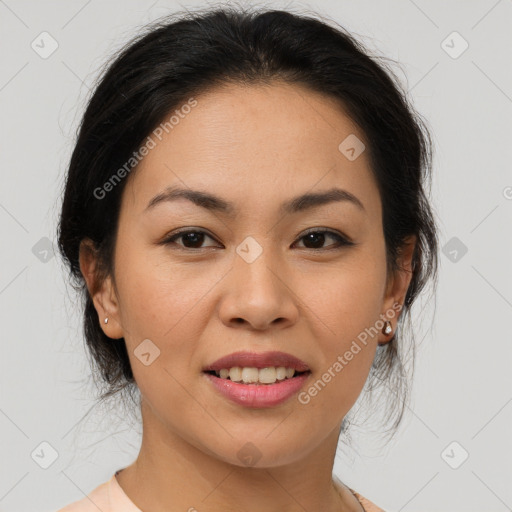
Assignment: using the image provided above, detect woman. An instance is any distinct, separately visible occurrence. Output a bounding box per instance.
[56,5,438,511]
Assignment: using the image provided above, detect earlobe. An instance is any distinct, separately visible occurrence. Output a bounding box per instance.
[377,320,394,346]
[79,238,124,339]
[91,276,124,339]
[378,235,416,345]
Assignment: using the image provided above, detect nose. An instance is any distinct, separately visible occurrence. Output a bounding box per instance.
[218,246,299,331]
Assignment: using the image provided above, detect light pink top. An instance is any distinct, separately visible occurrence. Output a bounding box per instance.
[56,470,385,512]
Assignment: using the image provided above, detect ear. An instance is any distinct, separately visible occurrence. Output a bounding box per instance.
[379,235,416,342]
[79,238,124,339]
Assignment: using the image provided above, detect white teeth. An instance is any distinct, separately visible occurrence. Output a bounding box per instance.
[213,366,301,384]
[276,367,287,380]
[258,367,276,384]
[229,367,242,382]
[241,367,259,384]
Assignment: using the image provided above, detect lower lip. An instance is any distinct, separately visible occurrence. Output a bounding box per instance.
[203,372,311,408]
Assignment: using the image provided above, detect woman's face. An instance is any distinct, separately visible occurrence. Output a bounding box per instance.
[84,82,412,468]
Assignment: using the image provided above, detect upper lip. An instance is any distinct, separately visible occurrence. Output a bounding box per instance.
[203,351,311,372]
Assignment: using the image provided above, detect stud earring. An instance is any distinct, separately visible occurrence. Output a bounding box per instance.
[378,320,393,346]
[104,317,109,324]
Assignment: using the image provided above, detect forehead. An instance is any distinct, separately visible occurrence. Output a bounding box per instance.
[122,81,381,219]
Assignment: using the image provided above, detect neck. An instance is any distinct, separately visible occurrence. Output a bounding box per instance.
[115,399,363,512]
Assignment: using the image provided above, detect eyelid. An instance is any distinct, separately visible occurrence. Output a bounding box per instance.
[293,228,355,249]
[297,226,354,243]
[160,226,355,250]
[161,227,220,247]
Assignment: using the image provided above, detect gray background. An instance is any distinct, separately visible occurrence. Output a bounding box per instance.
[1,0,511,511]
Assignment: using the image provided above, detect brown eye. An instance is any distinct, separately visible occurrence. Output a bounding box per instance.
[294,229,354,250]
[162,229,219,249]
[161,228,354,251]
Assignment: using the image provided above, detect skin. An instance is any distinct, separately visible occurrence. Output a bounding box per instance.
[80,81,415,512]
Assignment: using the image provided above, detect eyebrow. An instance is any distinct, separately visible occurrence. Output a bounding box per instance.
[145,185,366,216]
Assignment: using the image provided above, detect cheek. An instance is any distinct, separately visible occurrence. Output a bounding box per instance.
[295,253,386,342]
[114,253,211,410]
[115,242,221,339]
[114,245,231,397]
[291,251,386,403]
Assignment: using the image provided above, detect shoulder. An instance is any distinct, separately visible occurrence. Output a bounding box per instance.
[55,477,111,512]
[333,475,386,512]
[348,488,387,512]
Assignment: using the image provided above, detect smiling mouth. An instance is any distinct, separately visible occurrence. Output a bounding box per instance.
[203,368,311,385]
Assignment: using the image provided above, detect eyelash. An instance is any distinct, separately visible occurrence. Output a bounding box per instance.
[160,227,355,251]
